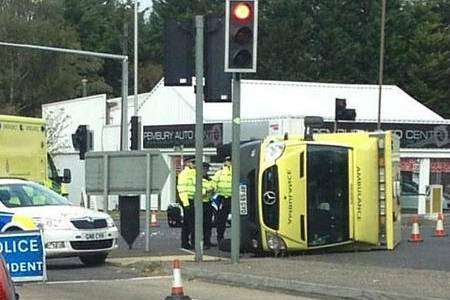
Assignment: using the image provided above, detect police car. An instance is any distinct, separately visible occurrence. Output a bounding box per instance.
[0,179,118,266]
[0,211,37,233]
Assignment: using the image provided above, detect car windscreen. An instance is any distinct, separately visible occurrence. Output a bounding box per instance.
[0,183,71,208]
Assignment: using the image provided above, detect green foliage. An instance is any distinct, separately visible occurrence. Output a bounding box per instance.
[0,0,449,118]
[380,0,450,117]
[0,0,103,115]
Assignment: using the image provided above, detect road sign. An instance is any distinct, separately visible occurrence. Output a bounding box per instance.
[85,151,170,195]
[142,123,223,149]
[85,150,170,252]
[0,230,46,282]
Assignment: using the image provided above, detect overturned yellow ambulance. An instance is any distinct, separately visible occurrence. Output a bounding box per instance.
[239,131,402,254]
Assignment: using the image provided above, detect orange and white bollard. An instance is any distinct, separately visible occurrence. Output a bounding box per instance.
[408,216,424,242]
[165,259,191,300]
[434,213,447,237]
[150,210,160,227]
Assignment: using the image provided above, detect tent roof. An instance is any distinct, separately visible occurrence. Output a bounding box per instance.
[111,79,445,124]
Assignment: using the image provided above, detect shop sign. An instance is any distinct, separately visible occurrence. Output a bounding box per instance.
[430,159,450,173]
[401,158,420,172]
[317,122,450,149]
[143,123,223,148]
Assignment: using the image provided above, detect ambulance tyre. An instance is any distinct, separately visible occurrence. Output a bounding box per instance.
[79,253,108,266]
[218,238,231,252]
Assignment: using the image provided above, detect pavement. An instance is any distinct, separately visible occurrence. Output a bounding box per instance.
[181,257,450,299]
[17,276,314,300]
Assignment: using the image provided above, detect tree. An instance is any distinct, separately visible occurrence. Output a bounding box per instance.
[62,0,127,97]
[384,0,450,117]
[1,0,449,118]
[0,0,102,116]
[44,107,72,154]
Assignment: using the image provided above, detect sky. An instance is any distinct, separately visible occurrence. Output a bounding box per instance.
[140,0,153,11]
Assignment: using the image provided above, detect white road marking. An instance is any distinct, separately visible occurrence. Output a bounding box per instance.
[32,276,172,285]
[179,248,195,255]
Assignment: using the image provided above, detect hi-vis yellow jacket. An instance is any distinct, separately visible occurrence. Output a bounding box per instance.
[177,166,217,206]
[177,166,196,207]
[212,165,232,198]
[202,178,215,203]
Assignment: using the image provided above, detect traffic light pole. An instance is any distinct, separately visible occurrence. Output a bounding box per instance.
[231,72,241,264]
[194,15,204,262]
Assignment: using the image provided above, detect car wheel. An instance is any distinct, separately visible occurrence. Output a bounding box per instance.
[5,227,22,232]
[79,253,108,266]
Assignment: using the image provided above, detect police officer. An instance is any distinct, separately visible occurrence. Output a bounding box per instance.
[212,156,232,244]
[176,158,196,249]
[202,162,216,249]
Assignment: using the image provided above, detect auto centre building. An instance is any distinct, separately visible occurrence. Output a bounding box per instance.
[42,79,450,212]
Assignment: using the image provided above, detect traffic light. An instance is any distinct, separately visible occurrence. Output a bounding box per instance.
[71,125,92,160]
[205,15,232,102]
[164,20,194,86]
[130,116,141,150]
[335,98,356,121]
[225,0,258,73]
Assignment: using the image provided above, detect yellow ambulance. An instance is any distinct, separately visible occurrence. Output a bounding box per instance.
[239,131,402,254]
[0,115,70,195]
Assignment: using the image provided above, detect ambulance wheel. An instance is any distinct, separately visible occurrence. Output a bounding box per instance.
[218,238,231,252]
[79,253,108,266]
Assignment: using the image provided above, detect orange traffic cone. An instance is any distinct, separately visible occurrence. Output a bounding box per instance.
[434,213,447,237]
[165,259,191,300]
[150,210,160,227]
[408,216,423,242]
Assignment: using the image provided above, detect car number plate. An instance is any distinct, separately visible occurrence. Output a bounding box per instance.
[239,184,248,215]
[84,232,106,240]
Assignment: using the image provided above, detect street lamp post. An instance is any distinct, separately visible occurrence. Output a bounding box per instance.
[377,0,386,130]
[134,0,139,116]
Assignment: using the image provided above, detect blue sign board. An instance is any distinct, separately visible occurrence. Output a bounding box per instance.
[0,230,46,282]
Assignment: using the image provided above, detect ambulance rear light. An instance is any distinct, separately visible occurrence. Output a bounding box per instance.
[380,201,386,216]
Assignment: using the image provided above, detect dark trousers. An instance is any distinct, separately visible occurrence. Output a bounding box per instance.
[181,200,195,248]
[203,202,213,245]
[216,196,231,241]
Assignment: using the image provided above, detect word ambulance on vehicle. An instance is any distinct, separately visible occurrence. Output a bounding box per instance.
[239,127,402,254]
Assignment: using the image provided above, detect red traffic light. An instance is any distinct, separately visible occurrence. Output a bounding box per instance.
[232,2,252,23]
[225,0,258,72]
